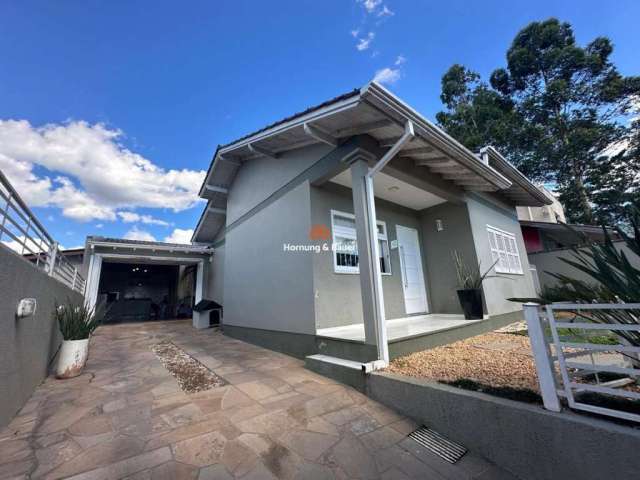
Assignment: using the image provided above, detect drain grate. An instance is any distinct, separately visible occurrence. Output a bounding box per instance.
[408,427,467,464]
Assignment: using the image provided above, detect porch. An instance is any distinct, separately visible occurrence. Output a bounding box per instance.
[317,314,481,343]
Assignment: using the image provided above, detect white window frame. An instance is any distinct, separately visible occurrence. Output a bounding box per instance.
[330,210,391,275]
[487,225,523,274]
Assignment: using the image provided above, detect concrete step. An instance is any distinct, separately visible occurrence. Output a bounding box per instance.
[304,354,366,391]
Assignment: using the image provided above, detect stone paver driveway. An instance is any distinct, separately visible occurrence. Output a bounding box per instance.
[0,320,516,479]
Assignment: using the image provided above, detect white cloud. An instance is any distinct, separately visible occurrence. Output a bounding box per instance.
[356,32,375,51]
[0,120,206,222]
[1,235,48,254]
[395,54,406,65]
[117,211,171,226]
[123,226,156,242]
[377,5,394,17]
[164,228,194,244]
[373,67,401,85]
[350,29,360,38]
[95,223,104,229]
[361,0,381,13]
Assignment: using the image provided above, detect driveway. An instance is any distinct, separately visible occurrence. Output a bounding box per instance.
[0,320,516,479]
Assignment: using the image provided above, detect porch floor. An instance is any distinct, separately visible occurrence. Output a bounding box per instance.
[317,314,482,343]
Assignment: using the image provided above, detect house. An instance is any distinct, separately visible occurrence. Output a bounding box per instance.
[190,82,550,363]
[516,186,619,254]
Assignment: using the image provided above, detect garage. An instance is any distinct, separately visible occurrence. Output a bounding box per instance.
[96,261,197,323]
[83,236,214,328]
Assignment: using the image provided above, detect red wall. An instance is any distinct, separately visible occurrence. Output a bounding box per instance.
[521,226,542,253]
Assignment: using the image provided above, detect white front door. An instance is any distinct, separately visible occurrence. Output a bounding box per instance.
[396,225,428,314]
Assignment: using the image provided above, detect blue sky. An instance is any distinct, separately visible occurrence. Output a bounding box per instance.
[1,0,638,248]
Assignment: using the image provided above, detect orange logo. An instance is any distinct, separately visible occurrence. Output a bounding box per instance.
[309,224,331,241]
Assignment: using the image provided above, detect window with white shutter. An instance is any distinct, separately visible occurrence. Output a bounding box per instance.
[486,226,523,274]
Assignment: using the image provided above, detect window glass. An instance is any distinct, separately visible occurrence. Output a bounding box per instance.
[331,211,391,275]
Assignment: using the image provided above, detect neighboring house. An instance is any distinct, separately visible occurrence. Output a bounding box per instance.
[514,184,623,292]
[191,82,550,362]
[516,186,619,254]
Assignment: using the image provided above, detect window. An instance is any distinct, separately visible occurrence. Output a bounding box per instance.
[331,210,391,275]
[487,226,523,274]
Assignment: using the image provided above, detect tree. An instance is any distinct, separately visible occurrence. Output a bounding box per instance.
[437,18,640,225]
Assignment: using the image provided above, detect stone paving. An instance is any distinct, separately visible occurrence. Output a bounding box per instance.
[0,320,517,479]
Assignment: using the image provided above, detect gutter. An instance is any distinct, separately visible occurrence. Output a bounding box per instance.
[361,82,512,191]
[362,119,416,372]
[480,146,552,206]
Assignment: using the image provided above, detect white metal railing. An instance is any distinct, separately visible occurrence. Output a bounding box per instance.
[524,302,640,423]
[0,169,85,294]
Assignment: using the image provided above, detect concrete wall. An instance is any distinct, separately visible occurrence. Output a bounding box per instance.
[226,143,333,225]
[528,240,640,290]
[223,181,316,334]
[466,194,535,316]
[367,372,640,480]
[310,183,428,329]
[0,246,84,428]
[419,202,478,314]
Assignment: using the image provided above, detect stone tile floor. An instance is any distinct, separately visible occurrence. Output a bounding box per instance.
[0,320,518,480]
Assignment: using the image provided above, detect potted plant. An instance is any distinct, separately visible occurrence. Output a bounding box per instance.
[452,250,499,320]
[53,301,103,379]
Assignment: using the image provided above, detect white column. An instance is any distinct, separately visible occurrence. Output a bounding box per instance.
[192,260,208,329]
[85,254,103,311]
[350,160,389,363]
[523,303,561,412]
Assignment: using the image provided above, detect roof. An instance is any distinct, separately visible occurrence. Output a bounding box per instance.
[221,89,360,149]
[193,82,550,243]
[87,236,212,254]
[520,221,616,235]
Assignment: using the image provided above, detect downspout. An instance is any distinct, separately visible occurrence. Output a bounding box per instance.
[361,120,415,373]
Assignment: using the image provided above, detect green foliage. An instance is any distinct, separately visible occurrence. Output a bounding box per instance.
[54,300,104,341]
[545,206,640,346]
[452,250,500,289]
[437,18,640,225]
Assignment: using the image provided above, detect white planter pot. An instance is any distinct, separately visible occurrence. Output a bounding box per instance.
[56,338,90,379]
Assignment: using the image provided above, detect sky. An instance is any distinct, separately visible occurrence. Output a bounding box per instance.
[1,0,638,249]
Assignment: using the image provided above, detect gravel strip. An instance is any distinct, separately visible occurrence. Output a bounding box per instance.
[386,331,540,392]
[152,340,226,393]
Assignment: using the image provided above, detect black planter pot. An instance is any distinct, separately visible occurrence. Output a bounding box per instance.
[456,288,484,320]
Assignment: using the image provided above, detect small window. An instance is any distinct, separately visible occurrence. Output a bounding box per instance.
[487,226,523,274]
[331,210,391,275]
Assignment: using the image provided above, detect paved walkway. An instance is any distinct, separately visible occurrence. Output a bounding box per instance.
[0,320,516,479]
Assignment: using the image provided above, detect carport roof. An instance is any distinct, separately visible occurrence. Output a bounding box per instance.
[87,236,212,254]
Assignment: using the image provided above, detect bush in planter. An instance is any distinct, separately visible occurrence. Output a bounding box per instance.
[53,300,104,378]
[452,250,500,319]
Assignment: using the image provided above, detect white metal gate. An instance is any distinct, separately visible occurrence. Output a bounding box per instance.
[524,302,640,423]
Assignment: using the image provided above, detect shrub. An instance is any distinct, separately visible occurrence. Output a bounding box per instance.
[54,300,103,340]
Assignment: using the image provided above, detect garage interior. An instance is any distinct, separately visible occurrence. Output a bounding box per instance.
[97,260,197,323]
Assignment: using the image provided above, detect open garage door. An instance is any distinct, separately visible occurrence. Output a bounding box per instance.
[98,261,196,323]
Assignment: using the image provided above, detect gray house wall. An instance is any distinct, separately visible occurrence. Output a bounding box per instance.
[419,202,478,314]
[223,181,316,335]
[466,194,535,316]
[311,183,428,329]
[226,143,333,225]
[0,246,84,428]
[207,243,225,305]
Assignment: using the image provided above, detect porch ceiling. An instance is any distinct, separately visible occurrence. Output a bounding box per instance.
[330,170,447,211]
